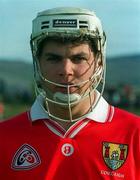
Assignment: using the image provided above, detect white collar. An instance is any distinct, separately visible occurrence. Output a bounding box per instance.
[30,92,114,123]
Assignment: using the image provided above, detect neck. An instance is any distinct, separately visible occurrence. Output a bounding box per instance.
[44,92,96,129]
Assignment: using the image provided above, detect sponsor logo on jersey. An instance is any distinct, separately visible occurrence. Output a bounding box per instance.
[102,142,128,170]
[53,19,77,28]
[61,143,74,156]
[11,144,41,170]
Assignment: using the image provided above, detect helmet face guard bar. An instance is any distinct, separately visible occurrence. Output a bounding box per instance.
[30,7,106,122]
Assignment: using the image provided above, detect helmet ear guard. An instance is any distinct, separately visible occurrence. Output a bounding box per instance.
[30,7,107,122]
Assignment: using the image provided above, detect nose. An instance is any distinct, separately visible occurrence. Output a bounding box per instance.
[58,59,74,78]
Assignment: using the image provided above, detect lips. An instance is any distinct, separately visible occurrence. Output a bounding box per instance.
[55,84,78,93]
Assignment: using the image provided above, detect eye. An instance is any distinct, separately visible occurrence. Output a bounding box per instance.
[45,55,62,63]
[72,55,88,64]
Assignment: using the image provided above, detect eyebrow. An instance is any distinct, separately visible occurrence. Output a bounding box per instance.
[44,53,62,58]
[70,52,89,58]
[44,52,89,58]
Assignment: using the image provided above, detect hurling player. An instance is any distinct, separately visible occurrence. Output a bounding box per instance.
[0,7,140,180]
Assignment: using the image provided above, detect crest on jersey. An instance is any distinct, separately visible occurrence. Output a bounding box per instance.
[102,142,128,170]
[11,144,41,170]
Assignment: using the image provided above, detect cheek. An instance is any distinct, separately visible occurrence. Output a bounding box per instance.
[40,61,54,78]
[76,64,94,79]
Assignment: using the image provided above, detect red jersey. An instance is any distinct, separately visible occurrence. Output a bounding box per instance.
[0,96,140,180]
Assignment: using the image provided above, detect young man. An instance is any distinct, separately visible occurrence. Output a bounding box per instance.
[0,7,140,179]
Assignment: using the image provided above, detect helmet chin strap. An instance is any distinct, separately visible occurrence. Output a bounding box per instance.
[39,83,91,107]
[53,92,81,106]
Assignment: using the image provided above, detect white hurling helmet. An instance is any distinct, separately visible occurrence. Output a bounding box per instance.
[30,7,106,122]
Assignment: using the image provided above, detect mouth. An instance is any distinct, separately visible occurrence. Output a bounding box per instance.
[55,83,79,94]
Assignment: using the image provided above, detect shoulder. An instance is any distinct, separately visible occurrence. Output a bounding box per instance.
[113,107,140,128]
[114,107,140,119]
[0,111,31,133]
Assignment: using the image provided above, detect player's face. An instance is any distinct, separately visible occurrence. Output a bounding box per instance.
[39,41,97,96]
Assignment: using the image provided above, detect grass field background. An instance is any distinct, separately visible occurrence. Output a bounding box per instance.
[1,103,31,120]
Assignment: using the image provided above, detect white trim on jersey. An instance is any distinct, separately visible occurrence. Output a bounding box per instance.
[108,106,115,122]
[42,118,90,138]
[43,121,64,137]
[66,120,90,138]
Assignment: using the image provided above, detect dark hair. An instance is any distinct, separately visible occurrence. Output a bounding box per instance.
[36,35,98,58]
